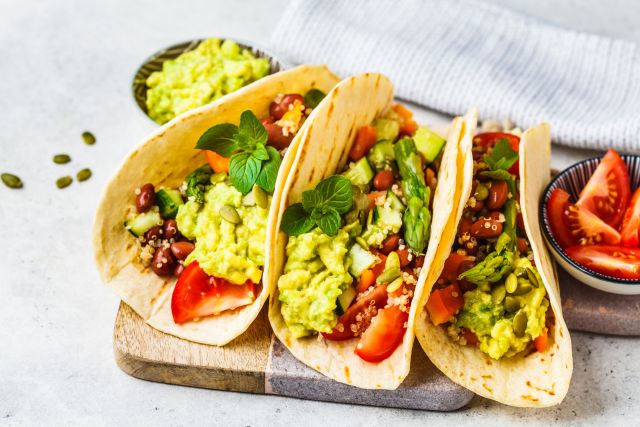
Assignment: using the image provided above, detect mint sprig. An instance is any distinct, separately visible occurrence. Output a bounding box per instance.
[281,175,353,236]
[196,110,280,194]
[484,138,518,172]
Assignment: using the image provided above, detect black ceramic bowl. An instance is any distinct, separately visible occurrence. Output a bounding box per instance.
[540,154,640,294]
[132,38,287,123]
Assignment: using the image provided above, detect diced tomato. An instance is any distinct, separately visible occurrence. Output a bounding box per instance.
[473,132,520,176]
[392,104,418,137]
[354,305,408,363]
[322,284,388,341]
[426,283,465,325]
[567,203,621,245]
[396,248,412,267]
[381,234,401,255]
[171,262,256,324]
[370,251,387,279]
[438,253,475,283]
[565,245,640,280]
[546,188,577,249]
[204,150,230,173]
[367,191,387,210]
[534,329,549,353]
[460,328,479,346]
[349,126,377,161]
[577,149,630,228]
[621,188,640,247]
[400,119,418,136]
[392,103,413,121]
[357,269,376,293]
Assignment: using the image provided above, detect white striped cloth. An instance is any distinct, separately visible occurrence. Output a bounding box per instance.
[271,0,640,153]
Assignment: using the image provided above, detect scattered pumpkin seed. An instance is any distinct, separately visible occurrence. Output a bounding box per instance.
[1,173,23,189]
[53,154,71,164]
[252,185,269,209]
[504,296,520,313]
[56,176,73,189]
[386,276,404,293]
[220,205,241,224]
[512,281,532,296]
[513,309,528,337]
[474,183,489,201]
[77,168,92,182]
[526,267,540,288]
[82,131,96,145]
[491,285,506,305]
[355,236,369,249]
[505,273,518,293]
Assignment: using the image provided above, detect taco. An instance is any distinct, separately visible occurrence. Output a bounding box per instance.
[268,73,469,389]
[93,65,340,345]
[414,120,573,406]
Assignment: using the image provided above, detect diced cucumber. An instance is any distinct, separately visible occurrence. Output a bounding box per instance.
[337,286,357,314]
[373,118,400,142]
[385,190,405,211]
[343,157,374,186]
[156,188,183,219]
[367,140,396,171]
[348,243,379,277]
[374,206,403,230]
[125,210,162,237]
[414,126,446,163]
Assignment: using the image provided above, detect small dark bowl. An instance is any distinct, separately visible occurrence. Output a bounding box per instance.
[540,154,640,294]
[132,38,287,124]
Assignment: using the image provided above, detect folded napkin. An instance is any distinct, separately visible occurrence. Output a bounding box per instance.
[271,0,640,152]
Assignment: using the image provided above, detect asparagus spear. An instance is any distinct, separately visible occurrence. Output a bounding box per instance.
[459,249,515,285]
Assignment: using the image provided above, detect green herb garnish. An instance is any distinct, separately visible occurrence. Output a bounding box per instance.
[196,110,281,194]
[281,175,353,236]
[479,169,517,196]
[484,138,518,171]
[303,89,326,109]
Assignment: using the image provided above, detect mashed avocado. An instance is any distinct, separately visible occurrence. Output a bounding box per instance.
[455,257,548,359]
[278,227,353,338]
[176,181,268,285]
[146,38,270,124]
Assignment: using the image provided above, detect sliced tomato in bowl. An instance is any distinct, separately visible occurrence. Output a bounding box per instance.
[564,245,640,281]
[546,188,577,249]
[566,203,621,245]
[576,149,630,228]
[171,261,257,324]
[621,188,640,247]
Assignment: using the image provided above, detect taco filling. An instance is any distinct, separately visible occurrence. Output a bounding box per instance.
[278,104,446,363]
[123,90,325,325]
[426,130,551,359]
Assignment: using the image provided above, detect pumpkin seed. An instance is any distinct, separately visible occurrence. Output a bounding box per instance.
[356,236,369,249]
[505,273,518,293]
[513,309,527,337]
[77,168,92,182]
[82,131,96,145]
[474,183,489,201]
[252,185,269,209]
[56,176,73,189]
[512,281,532,296]
[386,276,404,293]
[220,205,241,224]
[53,154,71,164]
[526,268,540,288]
[504,296,520,313]
[491,285,506,305]
[1,173,23,189]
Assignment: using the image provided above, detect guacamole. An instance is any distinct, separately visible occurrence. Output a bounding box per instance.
[176,181,268,285]
[146,38,270,124]
[278,227,353,338]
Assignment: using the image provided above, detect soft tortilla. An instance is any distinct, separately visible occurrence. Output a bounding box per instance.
[93,65,340,346]
[268,73,469,389]
[414,121,573,407]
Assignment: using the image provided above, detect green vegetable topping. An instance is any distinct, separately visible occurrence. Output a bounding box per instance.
[56,176,73,189]
[403,194,431,253]
[458,250,515,285]
[484,138,518,171]
[185,164,213,204]
[82,131,96,145]
[196,110,281,194]
[303,89,326,109]
[280,175,353,237]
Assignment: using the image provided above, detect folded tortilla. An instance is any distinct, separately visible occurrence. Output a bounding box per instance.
[414,119,573,407]
[268,73,469,389]
[93,65,340,346]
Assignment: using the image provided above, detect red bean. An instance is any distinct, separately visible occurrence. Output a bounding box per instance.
[163,219,179,240]
[517,238,529,254]
[173,263,185,277]
[487,181,508,210]
[470,218,503,239]
[144,226,162,244]
[136,183,155,213]
[373,170,394,191]
[381,234,401,255]
[411,255,425,269]
[171,241,195,260]
[269,94,304,120]
[152,246,175,276]
[265,123,294,150]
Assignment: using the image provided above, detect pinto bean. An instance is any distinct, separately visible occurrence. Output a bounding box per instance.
[171,241,195,260]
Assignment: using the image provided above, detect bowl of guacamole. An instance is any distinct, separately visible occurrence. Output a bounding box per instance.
[133,38,285,124]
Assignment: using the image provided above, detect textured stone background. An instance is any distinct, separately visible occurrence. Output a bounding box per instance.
[1,0,639,425]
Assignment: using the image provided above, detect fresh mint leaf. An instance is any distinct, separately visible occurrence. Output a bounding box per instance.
[253,144,269,161]
[280,203,315,236]
[229,152,261,194]
[485,138,518,171]
[238,110,268,147]
[315,175,353,214]
[316,207,341,236]
[195,123,238,156]
[255,146,281,193]
[479,169,517,196]
[302,189,320,212]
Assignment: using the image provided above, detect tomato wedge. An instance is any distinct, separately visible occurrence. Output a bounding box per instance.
[204,150,230,173]
[354,305,408,363]
[426,283,465,325]
[370,250,387,279]
[473,132,520,176]
[565,245,640,280]
[322,284,388,341]
[349,126,377,162]
[546,188,577,249]
[567,204,621,245]
[621,188,640,247]
[171,262,257,324]
[533,329,549,353]
[577,149,630,228]
[438,253,475,283]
